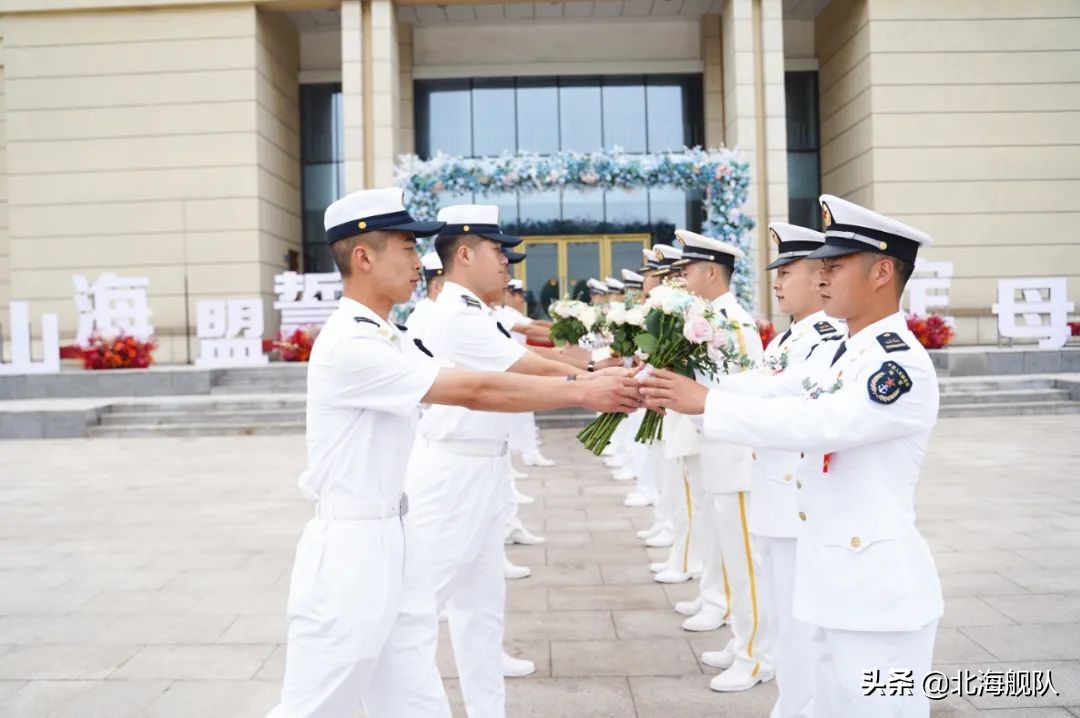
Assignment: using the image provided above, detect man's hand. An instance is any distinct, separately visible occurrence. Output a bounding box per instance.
[638,368,709,416]
[594,356,623,371]
[580,370,643,413]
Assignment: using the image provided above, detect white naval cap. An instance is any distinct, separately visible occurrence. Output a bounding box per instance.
[673,229,744,269]
[507,278,524,292]
[812,194,932,264]
[766,223,826,270]
[324,187,443,244]
[435,204,521,246]
[587,278,610,294]
[651,244,683,274]
[620,268,644,289]
[605,277,625,292]
[640,247,662,273]
[421,251,443,279]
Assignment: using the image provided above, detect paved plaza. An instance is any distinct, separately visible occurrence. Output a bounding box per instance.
[0,415,1079,717]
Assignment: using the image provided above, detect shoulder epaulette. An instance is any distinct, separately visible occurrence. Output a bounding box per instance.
[354,316,379,327]
[461,295,481,309]
[876,332,909,353]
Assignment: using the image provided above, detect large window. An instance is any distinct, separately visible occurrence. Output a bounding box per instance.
[785,71,822,230]
[415,74,705,240]
[300,83,345,273]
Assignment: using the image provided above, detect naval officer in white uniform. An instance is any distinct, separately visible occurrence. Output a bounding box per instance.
[268,188,642,718]
[640,195,943,718]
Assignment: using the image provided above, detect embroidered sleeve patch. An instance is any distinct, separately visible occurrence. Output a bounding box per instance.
[496,321,512,338]
[876,332,909,353]
[354,316,379,327]
[413,338,434,357]
[813,321,837,336]
[867,360,913,405]
[461,295,481,309]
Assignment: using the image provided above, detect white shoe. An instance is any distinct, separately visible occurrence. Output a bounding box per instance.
[512,486,535,505]
[506,527,546,545]
[623,493,654,508]
[674,596,704,617]
[600,444,614,457]
[682,605,728,632]
[523,454,555,467]
[636,524,664,540]
[502,651,536,678]
[701,646,735,670]
[709,663,773,692]
[612,468,636,481]
[510,467,529,480]
[504,558,532,580]
[643,528,674,548]
[649,561,668,574]
[603,456,624,469]
[654,568,700,584]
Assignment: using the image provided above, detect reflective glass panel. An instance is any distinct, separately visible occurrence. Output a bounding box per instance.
[473,80,517,157]
[603,81,647,152]
[559,81,602,152]
[517,80,559,154]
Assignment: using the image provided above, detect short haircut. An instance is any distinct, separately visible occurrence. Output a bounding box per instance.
[860,253,915,296]
[330,231,389,277]
[435,234,484,270]
[717,263,734,284]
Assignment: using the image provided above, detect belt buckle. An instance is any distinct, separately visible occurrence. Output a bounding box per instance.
[399,493,409,517]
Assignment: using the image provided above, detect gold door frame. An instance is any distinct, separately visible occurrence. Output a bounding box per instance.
[514,233,650,295]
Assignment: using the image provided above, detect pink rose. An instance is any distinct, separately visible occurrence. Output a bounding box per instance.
[709,327,731,349]
[683,316,714,344]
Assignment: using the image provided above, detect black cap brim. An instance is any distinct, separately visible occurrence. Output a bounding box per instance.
[503,249,526,264]
[383,220,444,237]
[766,255,806,270]
[805,242,868,261]
[477,230,522,247]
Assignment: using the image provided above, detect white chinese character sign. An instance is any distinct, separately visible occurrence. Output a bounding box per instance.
[992,278,1074,349]
[195,299,268,368]
[0,302,60,375]
[73,273,154,345]
[273,271,342,334]
[905,259,953,322]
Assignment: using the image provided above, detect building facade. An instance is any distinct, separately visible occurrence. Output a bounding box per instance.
[0,0,1077,361]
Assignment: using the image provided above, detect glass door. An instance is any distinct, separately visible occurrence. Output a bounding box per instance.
[515,234,649,318]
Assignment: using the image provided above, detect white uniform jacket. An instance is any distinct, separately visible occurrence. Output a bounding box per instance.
[693,291,764,495]
[749,310,845,538]
[702,311,943,632]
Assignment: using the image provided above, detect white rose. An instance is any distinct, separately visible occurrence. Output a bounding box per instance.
[625,307,647,326]
[579,307,598,331]
[567,301,584,318]
[607,303,627,324]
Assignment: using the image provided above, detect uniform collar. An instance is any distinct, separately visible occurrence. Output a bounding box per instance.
[790,309,831,336]
[440,280,491,311]
[340,296,402,339]
[845,311,907,353]
[711,291,737,311]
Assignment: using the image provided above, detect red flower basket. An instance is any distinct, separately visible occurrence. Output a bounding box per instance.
[756,319,777,349]
[80,334,156,370]
[905,314,955,350]
[274,326,320,362]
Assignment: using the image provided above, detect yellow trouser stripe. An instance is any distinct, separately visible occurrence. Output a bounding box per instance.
[737,491,761,668]
[721,559,732,621]
[682,466,692,573]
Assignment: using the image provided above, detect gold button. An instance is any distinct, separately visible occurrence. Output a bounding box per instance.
[879,241,888,251]
[463,224,470,232]
[798,512,806,522]
[783,473,792,482]
[851,536,862,548]
[358,220,367,230]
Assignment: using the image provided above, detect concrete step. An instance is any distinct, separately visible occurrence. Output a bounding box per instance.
[939,401,1080,418]
[939,389,1071,406]
[210,384,306,395]
[99,409,306,426]
[938,377,1057,393]
[107,398,304,413]
[88,421,305,438]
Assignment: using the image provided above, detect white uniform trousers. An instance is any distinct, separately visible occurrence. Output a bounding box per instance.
[696,485,771,676]
[686,472,727,617]
[662,457,706,573]
[508,412,539,459]
[757,535,814,718]
[646,443,678,534]
[811,619,938,718]
[268,514,450,718]
[407,442,510,718]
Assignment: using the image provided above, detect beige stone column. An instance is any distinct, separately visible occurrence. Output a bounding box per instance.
[701,14,724,149]
[370,0,400,187]
[720,0,788,316]
[341,0,366,192]
[398,21,415,157]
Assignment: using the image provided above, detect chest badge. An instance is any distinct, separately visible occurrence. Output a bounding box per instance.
[868,360,913,405]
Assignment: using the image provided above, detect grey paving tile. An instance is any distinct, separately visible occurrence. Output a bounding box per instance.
[522,563,603,587]
[504,610,616,642]
[111,645,276,680]
[0,645,141,680]
[549,585,671,610]
[942,597,1017,628]
[144,680,281,718]
[505,677,636,718]
[551,638,700,677]
[630,674,778,718]
[983,593,1080,624]
[962,625,1080,661]
[612,609,695,639]
[0,680,168,718]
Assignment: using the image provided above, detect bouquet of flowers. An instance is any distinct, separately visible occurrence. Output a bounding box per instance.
[605,300,648,361]
[578,281,754,454]
[905,313,954,350]
[548,299,599,347]
[80,333,156,370]
[275,325,320,362]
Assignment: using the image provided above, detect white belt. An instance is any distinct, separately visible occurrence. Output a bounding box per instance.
[426,438,508,458]
[315,494,409,521]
